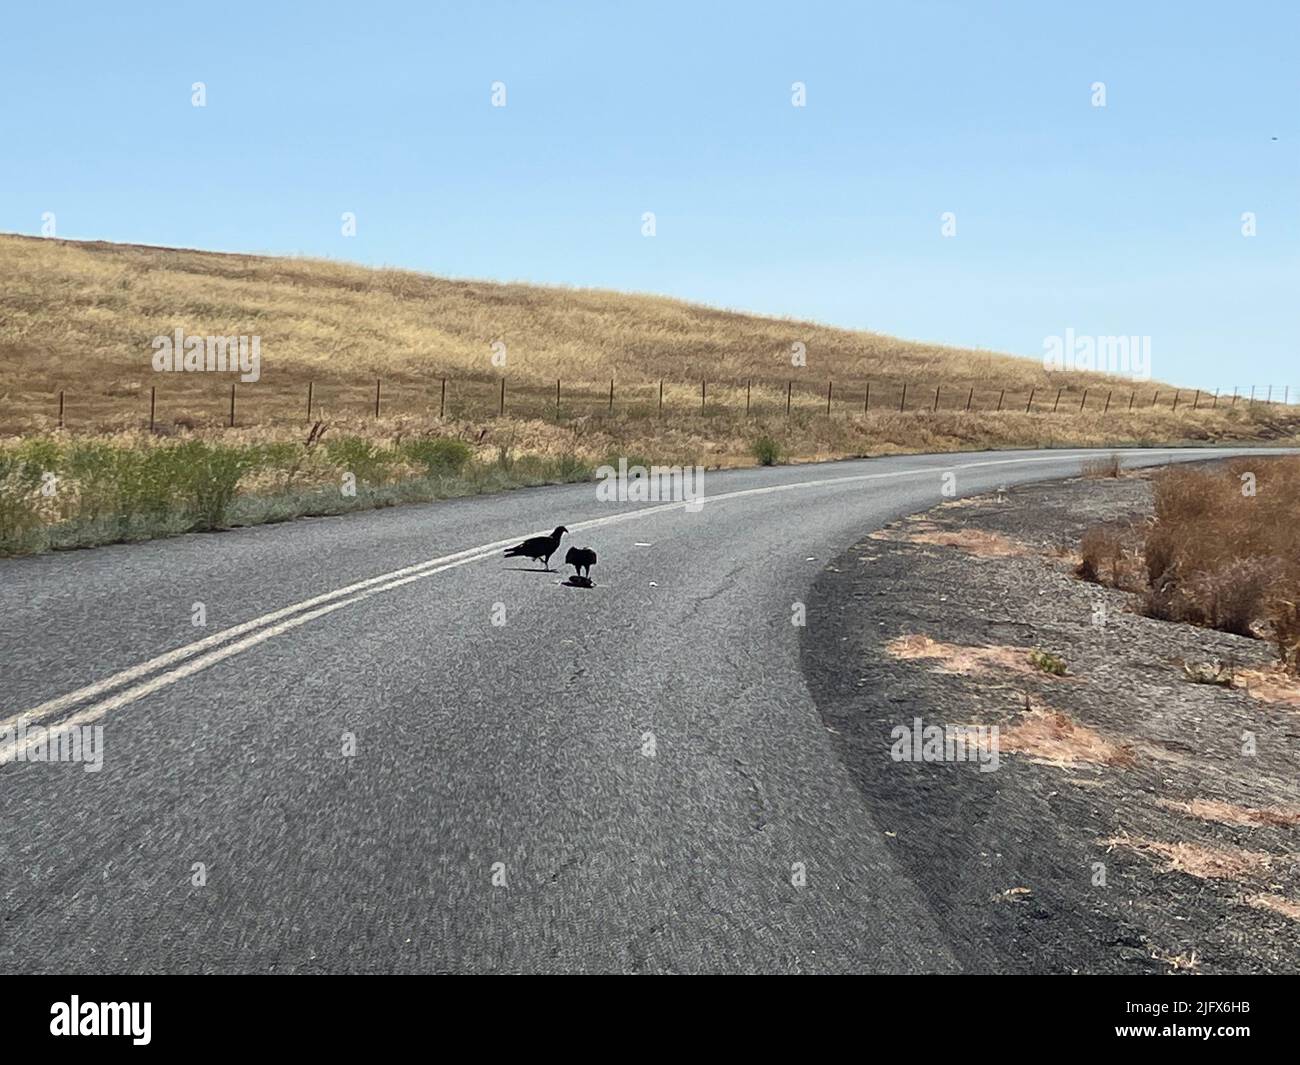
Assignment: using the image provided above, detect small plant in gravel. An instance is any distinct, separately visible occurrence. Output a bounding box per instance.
[1181,658,1235,686]
[1028,649,1068,675]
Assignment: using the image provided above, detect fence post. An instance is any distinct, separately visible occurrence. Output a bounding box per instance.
[701,379,706,412]
[1172,390,1179,411]
[608,378,614,414]
[58,390,64,429]
[659,378,664,417]
[307,381,313,421]
[440,377,446,418]
[995,389,1004,412]
[1025,387,1034,413]
[1192,390,1200,410]
[865,382,871,412]
[826,381,833,415]
[556,378,561,419]
[1128,391,1134,411]
[230,383,237,427]
[1231,387,1238,407]
[900,382,907,412]
[1103,389,1112,414]
[965,387,972,412]
[150,385,156,430]
[1152,390,1159,408]
[933,385,940,412]
[786,380,792,417]
[746,379,751,415]
[374,378,381,418]
[1211,389,1219,409]
[1053,387,1062,413]
[1250,386,1256,407]
[1079,389,1087,412]
[499,377,506,416]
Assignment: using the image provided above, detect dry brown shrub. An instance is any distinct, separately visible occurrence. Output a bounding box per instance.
[1081,457,1300,671]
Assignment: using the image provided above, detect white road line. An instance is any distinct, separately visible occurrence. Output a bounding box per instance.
[0,447,1242,761]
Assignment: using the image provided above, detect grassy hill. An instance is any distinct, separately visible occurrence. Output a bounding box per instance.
[3,232,1298,554]
[0,232,1207,433]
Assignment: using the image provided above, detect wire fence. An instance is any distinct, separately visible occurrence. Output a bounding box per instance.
[19,376,1300,432]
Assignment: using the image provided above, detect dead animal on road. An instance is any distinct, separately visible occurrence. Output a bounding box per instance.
[565,546,598,586]
[503,525,568,570]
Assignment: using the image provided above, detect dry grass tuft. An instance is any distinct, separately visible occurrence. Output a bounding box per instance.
[1156,798,1300,828]
[901,527,1027,557]
[1102,836,1286,881]
[1001,706,1133,767]
[885,634,1049,677]
[1246,894,1300,921]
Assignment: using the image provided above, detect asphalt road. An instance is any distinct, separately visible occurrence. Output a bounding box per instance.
[0,446,1289,974]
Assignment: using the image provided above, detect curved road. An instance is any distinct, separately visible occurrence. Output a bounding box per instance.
[0,446,1286,973]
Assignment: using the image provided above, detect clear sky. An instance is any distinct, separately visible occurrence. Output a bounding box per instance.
[3,0,1296,391]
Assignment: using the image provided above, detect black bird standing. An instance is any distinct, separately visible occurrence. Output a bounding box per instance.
[503,525,568,570]
[564,546,597,580]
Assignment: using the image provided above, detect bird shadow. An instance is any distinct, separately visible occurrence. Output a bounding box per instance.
[502,566,556,573]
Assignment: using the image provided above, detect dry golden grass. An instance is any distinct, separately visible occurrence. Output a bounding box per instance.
[1102,836,1288,882]
[4,233,1298,463]
[1156,798,1300,828]
[884,633,1054,677]
[1001,706,1134,768]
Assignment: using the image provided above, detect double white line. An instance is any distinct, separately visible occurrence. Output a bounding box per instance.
[0,448,1225,764]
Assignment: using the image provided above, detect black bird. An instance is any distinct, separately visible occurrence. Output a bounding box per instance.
[565,546,597,580]
[503,525,568,570]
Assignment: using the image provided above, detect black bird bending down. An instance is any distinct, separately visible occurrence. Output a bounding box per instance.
[503,525,568,570]
[565,546,597,580]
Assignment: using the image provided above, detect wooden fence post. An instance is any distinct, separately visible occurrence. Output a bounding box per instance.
[150,385,156,430]
[826,381,833,415]
[440,377,446,418]
[995,389,1004,412]
[58,390,65,429]
[900,382,907,412]
[1079,389,1087,412]
[933,385,940,412]
[659,378,664,417]
[865,382,871,412]
[1025,387,1034,413]
[1192,390,1200,410]
[701,379,706,412]
[1172,390,1179,411]
[1103,390,1112,414]
[307,381,313,421]
[556,379,561,419]
[1053,387,1062,413]
[608,378,614,414]
[965,387,973,412]
[786,380,792,417]
[746,379,751,415]
[499,377,506,416]
[230,383,237,427]
[374,378,381,418]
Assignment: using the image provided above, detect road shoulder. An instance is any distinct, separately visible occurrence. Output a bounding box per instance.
[801,468,1300,974]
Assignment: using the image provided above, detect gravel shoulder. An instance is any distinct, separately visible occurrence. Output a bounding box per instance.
[801,465,1300,974]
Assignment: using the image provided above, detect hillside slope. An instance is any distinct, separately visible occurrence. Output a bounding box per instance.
[3,233,1164,422]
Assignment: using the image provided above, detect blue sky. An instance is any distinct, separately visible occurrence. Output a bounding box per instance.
[3,0,1296,390]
